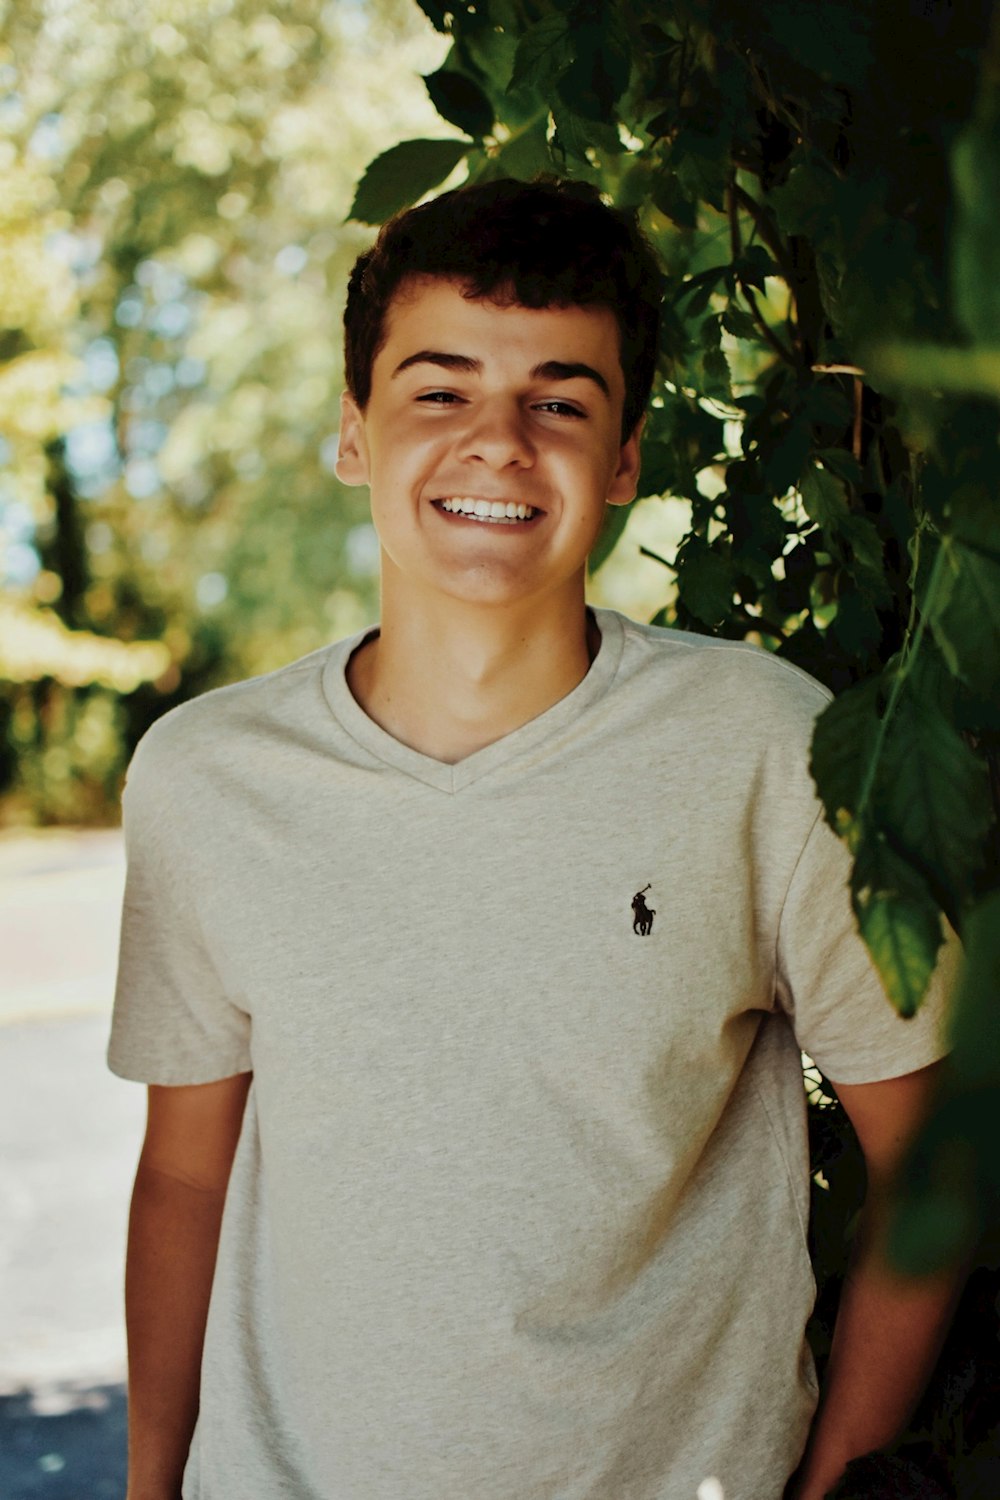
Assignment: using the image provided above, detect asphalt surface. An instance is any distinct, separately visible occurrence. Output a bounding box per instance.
[1,828,142,1500]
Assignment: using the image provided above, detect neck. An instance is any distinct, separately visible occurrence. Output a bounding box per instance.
[347,587,598,765]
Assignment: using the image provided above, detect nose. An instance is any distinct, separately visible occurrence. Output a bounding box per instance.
[459,397,535,470]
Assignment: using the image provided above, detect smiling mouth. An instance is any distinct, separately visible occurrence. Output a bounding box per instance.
[434,496,541,525]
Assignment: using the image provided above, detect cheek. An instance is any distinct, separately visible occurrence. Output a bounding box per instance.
[562,442,619,501]
[367,423,442,490]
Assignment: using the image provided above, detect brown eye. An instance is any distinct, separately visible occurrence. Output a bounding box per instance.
[536,401,585,418]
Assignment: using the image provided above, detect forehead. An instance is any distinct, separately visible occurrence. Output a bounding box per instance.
[375,275,623,385]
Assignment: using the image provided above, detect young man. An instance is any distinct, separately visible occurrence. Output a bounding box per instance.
[110,177,958,1500]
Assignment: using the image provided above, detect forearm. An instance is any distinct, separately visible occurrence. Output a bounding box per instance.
[124,1160,227,1500]
[789,1219,962,1500]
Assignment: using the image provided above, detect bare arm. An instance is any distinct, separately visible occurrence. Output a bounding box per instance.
[125,1073,252,1500]
[788,1061,964,1500]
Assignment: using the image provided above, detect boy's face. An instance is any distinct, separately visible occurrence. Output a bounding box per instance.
[336,276,643,616]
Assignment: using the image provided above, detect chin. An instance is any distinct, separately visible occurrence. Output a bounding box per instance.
[430,561,546,606]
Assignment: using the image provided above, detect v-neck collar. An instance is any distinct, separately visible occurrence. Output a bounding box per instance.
[321,608,626,793]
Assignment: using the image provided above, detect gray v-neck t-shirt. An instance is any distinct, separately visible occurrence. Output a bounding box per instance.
[109,608,952,1500]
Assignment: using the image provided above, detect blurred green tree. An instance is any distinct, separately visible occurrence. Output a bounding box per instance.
[0,0,451,822]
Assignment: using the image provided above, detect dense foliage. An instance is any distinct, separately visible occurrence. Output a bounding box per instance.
[348,0,1000,1488]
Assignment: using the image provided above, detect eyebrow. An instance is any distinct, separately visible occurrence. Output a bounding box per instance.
[391,351,611,400]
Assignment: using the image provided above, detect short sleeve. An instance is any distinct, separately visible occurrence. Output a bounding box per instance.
[107,731,253,1086]
[775,810,958,1084]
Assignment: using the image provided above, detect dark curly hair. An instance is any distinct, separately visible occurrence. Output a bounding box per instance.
[343,175,664,443]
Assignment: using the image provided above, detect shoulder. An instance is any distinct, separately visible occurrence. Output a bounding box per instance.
[123,641,337,808]
[607,609,832,735]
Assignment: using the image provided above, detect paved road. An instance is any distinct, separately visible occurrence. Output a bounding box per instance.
[0,829,127,1028]
[1,828,142,1499]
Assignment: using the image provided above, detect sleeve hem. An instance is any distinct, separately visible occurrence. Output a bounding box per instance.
[813,1037,951,1088]
[107,1050,253,1087]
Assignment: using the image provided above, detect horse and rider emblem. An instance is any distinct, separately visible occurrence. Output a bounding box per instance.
[631,884,655,936]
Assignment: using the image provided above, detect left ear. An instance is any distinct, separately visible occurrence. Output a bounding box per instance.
[335,390,371,487]
[607,413,646,507]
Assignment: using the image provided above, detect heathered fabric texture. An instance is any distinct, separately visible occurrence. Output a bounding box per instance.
[109,608,953,1500]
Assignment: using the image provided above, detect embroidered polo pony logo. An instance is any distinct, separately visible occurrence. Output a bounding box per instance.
[631,885,655,936]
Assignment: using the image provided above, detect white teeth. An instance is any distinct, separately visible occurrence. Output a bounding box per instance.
[439,497,536,522]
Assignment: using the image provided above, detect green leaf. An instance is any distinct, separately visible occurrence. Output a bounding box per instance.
[423,68,495,140]
[651,169,698,229]
[461,3,521,94]
[348,138,472,224]
[778,618,837,688]
[830,590,882,661]
[588,502,631,574]
[680,279,723,321]
[637,437,678,499]
[698,339,733,403]
[557,19,631,124]
[932,538,1000,695]
[676,538,736,627]
[721,303,759,342]
[487,116,553,179]
[810,675,884,836]
[727,484,790,562]
[640,397,724,499]
[508,13,575,94]
[851,838,943,1017]
[800,463,851,530]
[802,384,854,430]
[672,129,729,213]
[880,688,991,909]
[837,513,887,600]
[550,99,623,164]
[814,447,863,488]
[674,263,729,304]
[765,418,810,493]
[733,244,779,291]
[770,161,839,238]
